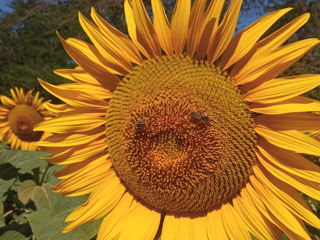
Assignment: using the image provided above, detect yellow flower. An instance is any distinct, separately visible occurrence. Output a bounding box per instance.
[36,0,320,239]
[0,87,52,151]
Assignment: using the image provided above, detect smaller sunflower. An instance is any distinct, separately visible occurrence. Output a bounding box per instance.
[0,87,52,151]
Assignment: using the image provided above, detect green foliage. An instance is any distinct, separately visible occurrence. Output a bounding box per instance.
[0,0,127,101]
[0,145,101,239]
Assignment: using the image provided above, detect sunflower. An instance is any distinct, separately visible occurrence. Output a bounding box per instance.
[36,0,320,239]
[0,87,52,151]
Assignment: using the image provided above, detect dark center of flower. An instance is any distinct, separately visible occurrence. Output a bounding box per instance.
[8,104,44,142]
[105,56,257,215]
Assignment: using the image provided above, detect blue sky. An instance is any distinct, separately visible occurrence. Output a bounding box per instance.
[0,0,11,12]
[0,0,263,31]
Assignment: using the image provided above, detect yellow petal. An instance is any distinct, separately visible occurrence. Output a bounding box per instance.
[233,190,282,240]
[250,96,320,114]
[233,38,320,85]
[54,155,110,196]
[54,153,111,179]
[206,209,229,240]
[256,150,320,201]
[10,88,19,102]
[57,33,120,90]
[78,12,133,72]
[131,0,161,57]
[45,138,106,165]
[66,37,125,76]
[258,139,320,183]
[97,193,134,240]
[162,214,207,240]
[250,175,311,240]
[170,0,191,55]
[208,0,243,63]
[244,183,306,240]
[187,0,206,57]
[37,129,105,147]
[91,7,143,65]
[38,79,107,109]
[63,171,125,232]
[221,8,292,70]
[35,113,105,133]
[245,74,320,104]
[231,13,310,76]
[151,0,173,55]
[118,202,161,240]
[54,83,112,100]
[221,202,251,240]
[124,0,149,58]
[0,95,16,107]
[253,165,320,228]
[255,124,320,155]
[255,112,320,131]
[197,0,225,59]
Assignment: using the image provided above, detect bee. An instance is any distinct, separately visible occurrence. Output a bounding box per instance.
[191,112,210,126]
[136,121,146,133]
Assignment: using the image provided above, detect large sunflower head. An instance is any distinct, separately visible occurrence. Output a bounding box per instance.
[36,0,320,239]
[0,87,52,151]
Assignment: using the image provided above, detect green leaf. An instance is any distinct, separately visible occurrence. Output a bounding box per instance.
[0,214,5,228]
[0,147,50,174]
[0,230,27,240]
[17,180,55,208]
[0,178,15,197]
[26,184,100,240]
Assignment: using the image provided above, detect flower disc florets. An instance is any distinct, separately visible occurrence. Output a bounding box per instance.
[105,56,257,214]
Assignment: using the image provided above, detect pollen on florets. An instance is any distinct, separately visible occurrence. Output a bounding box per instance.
[105,56,257,214]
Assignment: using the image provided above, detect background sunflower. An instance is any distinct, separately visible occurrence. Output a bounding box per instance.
[0,87,52,150]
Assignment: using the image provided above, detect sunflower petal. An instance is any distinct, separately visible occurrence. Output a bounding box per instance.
[221,202,251,240]
[97,193,134,240]
[54,155,110,196]
[37,129,105,147]
[208,0,243,63]
[233,191,282,240]
[38,79,107,109]
[151,0,173,55]
[170,0,191,55]
[255,125,320,155]
[131,0,161,57]
[91,7,142,65]
[45,139,106,165]
[231,13,310,76]
[187,0,206,57]
[124,0,149,58]
[197,0,225,59]
[78,12,133,72]
[35,113,105,133]
[255,112,320,131]
[221,8,292,70]
[63,171,125,232]
[256,150,320,201]
[54,154,111,179]
[57,33,120,90]
[245,74,320,104]
[233,38,320,85]
[207,209,229,240]
[254,165,320,228]
[162,215,207,240]
[251,176,311,240]
[245,183,308,240]
[250,96,320,114]
[118,202,161,240]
